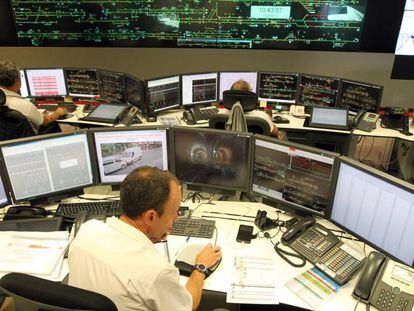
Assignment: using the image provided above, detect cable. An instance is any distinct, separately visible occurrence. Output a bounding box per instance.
[360,137,375,162]
[274,242,306,268]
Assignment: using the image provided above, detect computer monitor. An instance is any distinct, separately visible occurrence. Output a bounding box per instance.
[257,72,299,104]
[125,74,145,113]
[308,107,349,130]
[91,127,169,184]
[298,74,340,111]
[146,75,181,113]
[251,135,338,217]
[328,157,414,267]
[219,72,258,100]
[98,70,126,103]
[181,72,218,107]
[25,68,67,97]
[0,131,95,204]
[0,217,63,232]
[170,127,252,193]
[0,167,10,209]
[64,68,100,98]
[338,79,383,114]
[19,70,29,97]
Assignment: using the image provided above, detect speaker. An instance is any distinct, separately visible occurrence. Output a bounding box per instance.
[146,105,157,122]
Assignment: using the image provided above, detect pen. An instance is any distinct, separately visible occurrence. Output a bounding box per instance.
[204,211,255,219]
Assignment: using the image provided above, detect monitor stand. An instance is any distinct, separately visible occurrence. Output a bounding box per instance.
[184,184,241,201]
[261,198,312,218]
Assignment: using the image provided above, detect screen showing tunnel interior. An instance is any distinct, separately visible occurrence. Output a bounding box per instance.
[173,129,251,191]
[252,138,335,215]
[93,129,169,184]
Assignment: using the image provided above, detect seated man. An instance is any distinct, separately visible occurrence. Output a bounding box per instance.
[68,166,222,311]
[0,60,67,135]
[225,79,287,140]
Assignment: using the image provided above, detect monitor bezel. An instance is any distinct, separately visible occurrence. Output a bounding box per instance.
[298,73,341,108]
[180,72,219,107]
[97,69,127,104]
[326,156,414,267]
[218,71,259,100]
[169,126,254,193]
[308,106,350,131]
[338,79,383,113]
[0,163,11,209]
[145,74,181,113]
[18,69,29,98]
[0,130,97,204]
[251,134,340,218]
[90,126,170,186]
[257,71,300,104]
[0,217,63,232]
[81,102,129,124]
[64,67,100,98]
[25,67,68,97]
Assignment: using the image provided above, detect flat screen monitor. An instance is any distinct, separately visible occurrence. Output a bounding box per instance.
[338,79,383,113]
[171,127,252,193]
[64,68,100,98]
[328,157,414,267]
[219,72,258,100]
[146,75,181,113]
[298,74,340,110]
[81,103,127,124]
[252,135,338,216]
[309,107,349,130]
[0,168,10,208]
[257,72,299,104]
[0,217,63,232]
[98,70,126,103]
[92,127,169,184]
[125,74,145,112]
[19,70,29,97]
[0,132,95,203]
[25,68,67,97]
[181,72,218,106]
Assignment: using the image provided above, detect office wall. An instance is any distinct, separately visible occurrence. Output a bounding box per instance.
[0,47,413,108]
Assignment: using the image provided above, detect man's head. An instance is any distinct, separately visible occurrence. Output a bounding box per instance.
[0,60,21,92]
[120,166,181,242]
[231,79,252,92]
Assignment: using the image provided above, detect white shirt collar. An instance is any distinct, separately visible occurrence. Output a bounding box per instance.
[0,87,22,99]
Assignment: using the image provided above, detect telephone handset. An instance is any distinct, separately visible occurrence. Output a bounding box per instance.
[120,105,141,126]
[353,251,414,311]
[183,110,196,125]
[353,110,380,132]
[281,216,316,243]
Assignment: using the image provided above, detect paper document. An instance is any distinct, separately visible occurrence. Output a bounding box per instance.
[159,117,181,126]
[0,231,69,276]
[227,256,279,304]
[285,267,344,309]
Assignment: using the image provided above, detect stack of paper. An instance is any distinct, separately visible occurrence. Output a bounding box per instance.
[0,231,69,281]
[227,256,279,305]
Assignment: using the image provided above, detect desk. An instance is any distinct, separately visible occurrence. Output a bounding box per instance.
[167,200,371,311]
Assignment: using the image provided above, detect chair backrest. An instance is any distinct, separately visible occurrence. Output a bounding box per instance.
[223,90,258,112]
[0,273,118,311]
[209,113,271,135]
[0,89,6,106]
[0,107,35,141]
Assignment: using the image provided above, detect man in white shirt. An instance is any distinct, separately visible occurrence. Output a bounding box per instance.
[68,167,222,311]
[0,60,67,134]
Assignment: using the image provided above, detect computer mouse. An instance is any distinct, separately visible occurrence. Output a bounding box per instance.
[273,116,283,122]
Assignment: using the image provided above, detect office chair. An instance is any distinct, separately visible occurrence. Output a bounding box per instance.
[0,89,35,141]
[209,113,271,135]
[0,273,117,311]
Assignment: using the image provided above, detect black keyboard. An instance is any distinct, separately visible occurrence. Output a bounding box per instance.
[171,218,215,238]
[192,107,219,121]
[56,201,121,218]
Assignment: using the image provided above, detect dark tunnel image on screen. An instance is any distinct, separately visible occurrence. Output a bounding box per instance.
[173,130,250,190]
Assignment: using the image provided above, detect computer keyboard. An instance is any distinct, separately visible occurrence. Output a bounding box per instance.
[171,218,215,238]
[55,201,121,218]
[192,107,219,121]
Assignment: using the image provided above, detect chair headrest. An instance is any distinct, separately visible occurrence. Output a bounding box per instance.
[0,89,6,106]
[223,90,258,112]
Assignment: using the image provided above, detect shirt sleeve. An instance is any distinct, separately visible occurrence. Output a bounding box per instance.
[26,103,44,127]
[145,267,192,311]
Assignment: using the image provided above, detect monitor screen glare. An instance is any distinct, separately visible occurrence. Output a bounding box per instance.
[93,129,169,184]
[182,72,218,106]
[1,133,93,202]
[330,160,414,266]
[252,138,335,215]
[311,107,348,128]
[173,129,251,191]
[25,68,67,97]
[219,72,258,100]
[147,76,180,112]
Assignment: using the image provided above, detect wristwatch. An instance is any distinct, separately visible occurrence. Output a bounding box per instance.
[194,263,208,275]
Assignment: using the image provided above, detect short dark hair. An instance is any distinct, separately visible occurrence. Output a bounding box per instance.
[0,60,19,88]
[120,166,179,219]
[231,79,252,92]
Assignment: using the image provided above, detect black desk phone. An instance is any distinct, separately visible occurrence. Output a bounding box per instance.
[281,217,365,285]
[354,110,380,132]
[353,251,414,311]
